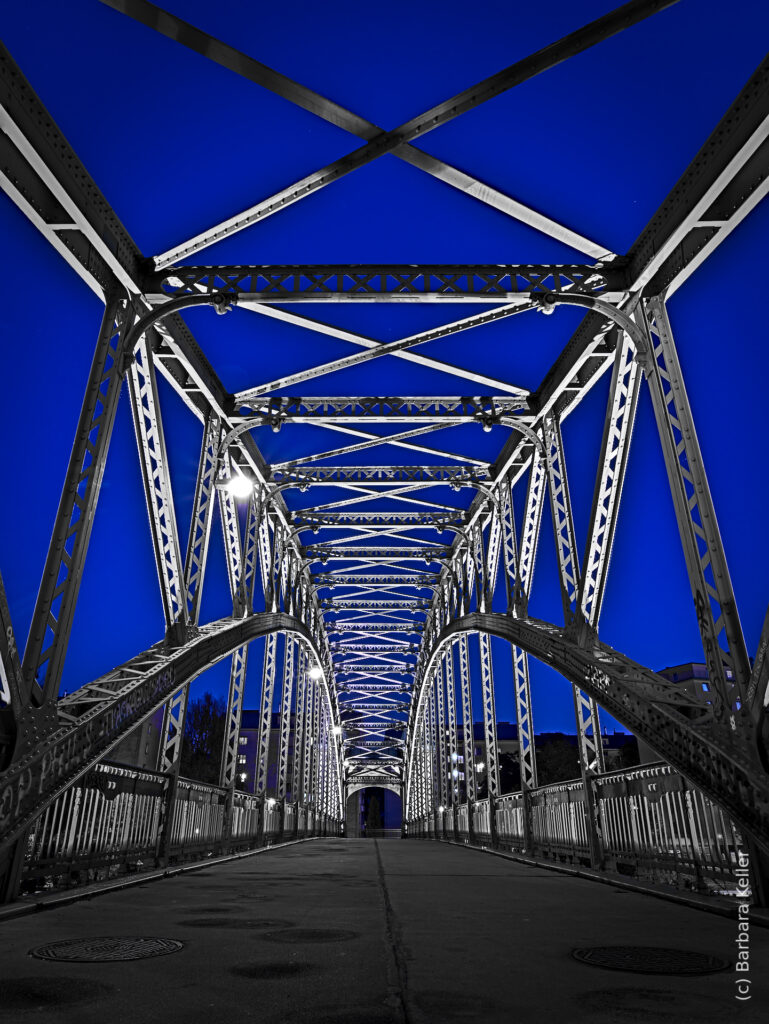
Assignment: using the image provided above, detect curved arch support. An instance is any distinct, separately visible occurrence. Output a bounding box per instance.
[406,613,769,853]
[346,781,402,799]
[0,612,341,853]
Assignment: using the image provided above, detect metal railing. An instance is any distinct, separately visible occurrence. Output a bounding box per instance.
[409,762,746,898]
[18,761,342,897]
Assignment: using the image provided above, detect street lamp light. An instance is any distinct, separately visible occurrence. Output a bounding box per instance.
[224,471,253,500]
[308,665,323,680]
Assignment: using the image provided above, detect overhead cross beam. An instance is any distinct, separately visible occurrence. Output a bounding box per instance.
[234,395,527,425]
[103,0,678,267]
[99,0,616,260]
[233,305,529,398]
[149,265,622,304]
[273,466,488,485]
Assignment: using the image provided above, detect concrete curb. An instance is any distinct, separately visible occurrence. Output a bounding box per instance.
[420,836,769,929]
[0,835,335,924]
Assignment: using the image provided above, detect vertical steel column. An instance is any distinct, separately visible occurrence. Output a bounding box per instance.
[458,634,476,811]
[23,295,130,705]
[277,636,295,808]
[257,510,272,603]
[184,413,220,624]
[516,448,547,615]
[444,647,459,811]
[639,297,751,728]
[128,334,186,632]
[435,664,448,822]
[301,674,315,812]
[543,415,605,775]
[154,684,187,863]
[311,683,321,830]
[578,332,641,627]
[128,327,194,858]
[427,682,439,831]
[292,646,307,831]
[543,415,604,866]
[255,632,279,797]
[478,632,500,845]
[514,449,547,835]
[220,646,248,789]
[217,454,249,806]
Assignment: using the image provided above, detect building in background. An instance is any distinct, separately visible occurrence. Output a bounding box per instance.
[237,711,295,797]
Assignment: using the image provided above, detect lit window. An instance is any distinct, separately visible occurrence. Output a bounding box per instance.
[239,737,248,746]
[237,754,247,765]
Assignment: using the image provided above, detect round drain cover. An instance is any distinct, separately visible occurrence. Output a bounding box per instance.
[571,946,730,975]
[31,937,183,963]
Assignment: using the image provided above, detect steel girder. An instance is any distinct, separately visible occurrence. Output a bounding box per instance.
[277,636,295,800]
[637,298,752,726]
[314,575,439,587]
[295,512,465,528]
[625,55,769,297]
[106,0,677,268]
[578,334,641,625]
[236,395,527,424]
[148,265,622,305]
[542,415,605,774]
[499,472,539,790]
[0,613,335,853]
[184,413,220,625]
[443,648,459,808]
[128,333,187,631]
[100,1,616,262]
[307,547,451,562]
[405,614,769,853]
[21,297,132,707]
[274,466,488,485]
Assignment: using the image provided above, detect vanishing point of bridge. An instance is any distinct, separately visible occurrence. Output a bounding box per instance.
[1,0,769,977]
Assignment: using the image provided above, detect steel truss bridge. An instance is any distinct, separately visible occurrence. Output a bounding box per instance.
[1,0,769,904]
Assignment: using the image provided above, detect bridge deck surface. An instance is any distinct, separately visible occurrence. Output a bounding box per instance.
[1,838,766,1023]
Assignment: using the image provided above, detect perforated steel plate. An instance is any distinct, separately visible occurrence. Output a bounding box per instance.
[571,946,730,975]
[30,937,184,962]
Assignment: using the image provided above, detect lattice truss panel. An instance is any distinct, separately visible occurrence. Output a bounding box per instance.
[0,0,768,863]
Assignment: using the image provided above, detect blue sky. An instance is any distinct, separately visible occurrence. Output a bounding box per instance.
[1,0,768,735]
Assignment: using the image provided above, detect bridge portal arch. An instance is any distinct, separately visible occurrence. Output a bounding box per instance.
[345,784,403,837]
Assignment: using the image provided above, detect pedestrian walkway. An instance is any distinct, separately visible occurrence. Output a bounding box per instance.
[0,839,766,1023]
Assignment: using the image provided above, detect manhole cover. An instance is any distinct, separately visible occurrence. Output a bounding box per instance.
[571,946,730,975]
[31,937,183,963]
[261,928,358,944]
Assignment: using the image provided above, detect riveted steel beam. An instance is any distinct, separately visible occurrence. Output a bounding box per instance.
[149,265,621,304]
[141,0,678,267]
[22,297,131,706]
[273,465,488,485]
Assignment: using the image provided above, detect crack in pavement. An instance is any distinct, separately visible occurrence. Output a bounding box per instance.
[373,840,424,1024]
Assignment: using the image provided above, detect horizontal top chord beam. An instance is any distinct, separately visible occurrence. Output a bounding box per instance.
[148,264,624,303]
[273,465,488,485]
[234,395,528,424]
